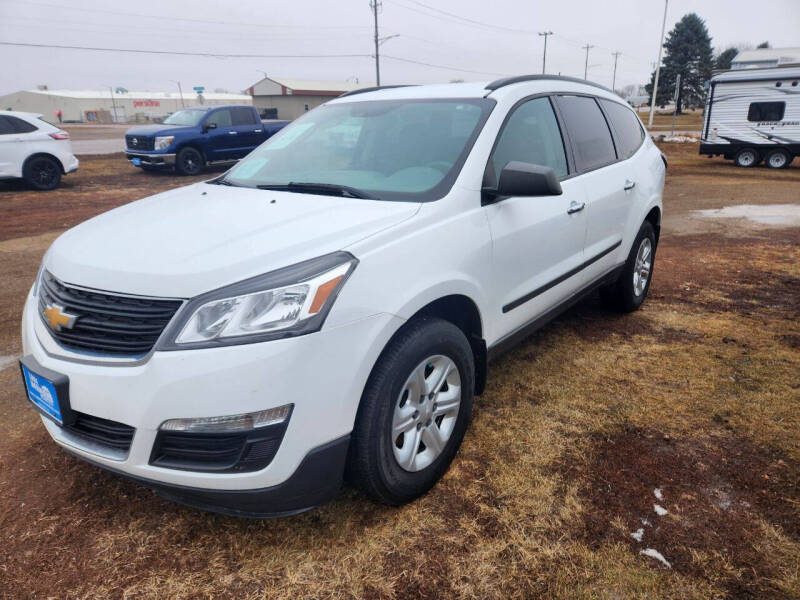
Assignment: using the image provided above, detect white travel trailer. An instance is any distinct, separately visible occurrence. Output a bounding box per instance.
[700,67,800,168]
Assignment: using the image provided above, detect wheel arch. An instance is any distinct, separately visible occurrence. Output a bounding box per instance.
[644,205,661,244]
[175,143,206,163]
[400,294,487,396]
[23,152,66,174]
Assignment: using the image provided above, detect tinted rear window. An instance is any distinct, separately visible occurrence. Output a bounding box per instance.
[600,99,644,160]
[556,95,617,172]
[0,115,37,134]
[231,107,257,126]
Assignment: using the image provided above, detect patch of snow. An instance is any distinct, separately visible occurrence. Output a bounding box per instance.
[640,548,672,568]
[640,518,651,527]
[0,355,17,372]
[654,488,664,501]
[631,528,645,542]
[654,504,668,516]
[652,133,699,143]
[693,204,800,227]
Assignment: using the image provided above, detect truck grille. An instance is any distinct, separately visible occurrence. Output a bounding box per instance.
[38,271,183,356]
[125,135,154,151]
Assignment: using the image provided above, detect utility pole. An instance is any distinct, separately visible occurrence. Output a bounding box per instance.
[648,0,669,128]
[370,0,381,86]
[538,31,553,74]
[171,80,185,108]
[611,51,621,91]
[582,44,594,80]
[107,85,118,123]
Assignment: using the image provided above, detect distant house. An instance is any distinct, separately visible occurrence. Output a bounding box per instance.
[0,89,252,123]
[247,77,363,120]
[731,47,800,70]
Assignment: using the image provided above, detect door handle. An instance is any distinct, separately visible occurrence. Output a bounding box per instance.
[253,129,262,133]
[624,179,636,191]
[228,130,238,135]
[567,201,586,214]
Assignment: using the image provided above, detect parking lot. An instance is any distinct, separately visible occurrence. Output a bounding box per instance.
[0,145,798,599]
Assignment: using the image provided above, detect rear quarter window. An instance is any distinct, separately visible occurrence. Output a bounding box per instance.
[0,115,37,133]
[556,95,617,172]
[600,99,645,160]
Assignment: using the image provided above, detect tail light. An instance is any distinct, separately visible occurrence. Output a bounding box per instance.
[49,132,70,140]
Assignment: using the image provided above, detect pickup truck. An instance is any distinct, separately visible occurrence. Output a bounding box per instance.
[125,105,288,175]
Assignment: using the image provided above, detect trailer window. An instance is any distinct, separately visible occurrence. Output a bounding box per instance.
[747,102,785,122]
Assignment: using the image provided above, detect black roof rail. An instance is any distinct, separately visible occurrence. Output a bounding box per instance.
[338,85,417,98]
[485,74,616,95]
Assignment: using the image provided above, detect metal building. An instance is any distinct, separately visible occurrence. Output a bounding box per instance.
[247,77,362,120]
[0,89,252,123]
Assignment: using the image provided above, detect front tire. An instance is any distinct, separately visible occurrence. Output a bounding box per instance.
[765,149,791,169]
[734,148,759,168]
[600,220,657,313]
[175,147,204,175]
[348,318,475,505]
[23,156,62,190]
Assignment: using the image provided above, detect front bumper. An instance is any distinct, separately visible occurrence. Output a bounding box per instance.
[126,152,176,167]
[22,289,403,515]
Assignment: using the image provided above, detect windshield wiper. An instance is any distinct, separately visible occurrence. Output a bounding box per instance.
[256,181,374,199]
[208,176,238,186]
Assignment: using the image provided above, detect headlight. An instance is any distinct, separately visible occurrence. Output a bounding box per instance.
[159,251,357,350]
[154,135,174,151]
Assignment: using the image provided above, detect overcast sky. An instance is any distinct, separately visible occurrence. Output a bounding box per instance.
[1,0,798,96]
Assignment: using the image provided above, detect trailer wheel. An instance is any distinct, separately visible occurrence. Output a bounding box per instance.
[765,149,791,169]
[733,148,759,168]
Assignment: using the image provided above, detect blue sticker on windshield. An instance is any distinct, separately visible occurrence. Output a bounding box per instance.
[232,157,268,179]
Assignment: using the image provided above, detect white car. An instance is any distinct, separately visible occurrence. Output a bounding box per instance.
[0,111,79,190]
[20,76,664,516]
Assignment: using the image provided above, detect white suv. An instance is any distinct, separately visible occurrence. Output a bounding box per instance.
[20,76,664,516]
[0,111,79,190]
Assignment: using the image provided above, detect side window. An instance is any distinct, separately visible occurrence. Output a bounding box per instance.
[600,99,645,160]
[556,95,617,172]
[231,107,257,126]
[0,116,14,135]
[489,97,568,185]
[747,102,785,122]
[4,116,37,133]
[206,109,232,128]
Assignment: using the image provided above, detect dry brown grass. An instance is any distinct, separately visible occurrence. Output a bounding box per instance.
[0,145,798,599]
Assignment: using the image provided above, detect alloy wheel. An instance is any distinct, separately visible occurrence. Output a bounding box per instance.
[633,238,652,297]
[392,355,461,472]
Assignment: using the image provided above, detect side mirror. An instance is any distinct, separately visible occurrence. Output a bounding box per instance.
[203,122,217,132]
[484,161,562,203]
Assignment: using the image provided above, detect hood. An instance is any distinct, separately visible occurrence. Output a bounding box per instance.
[46,183,420,298]
[125,124,188,136]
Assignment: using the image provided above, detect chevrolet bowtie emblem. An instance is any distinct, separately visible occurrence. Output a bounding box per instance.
[43,304,78,331]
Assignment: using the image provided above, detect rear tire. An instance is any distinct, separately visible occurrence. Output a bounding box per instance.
[23,155,62,190]
[348,318,474,505]
[765,149,791,169]
[600,220,656,313]
[733,148,759,168]
[175,147,204,175]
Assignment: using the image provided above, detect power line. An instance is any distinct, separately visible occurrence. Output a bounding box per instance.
[398,0,534,34]
[382,55,510,76]
[0,41,370,59]
[3,0,371,31]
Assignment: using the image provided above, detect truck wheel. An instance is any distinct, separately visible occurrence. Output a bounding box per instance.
[348,318,474,505]
[733,148,759,168]
[765,149,791,169]
[600,220,656,313]
[175,147,204,175]
[23,155,62,190]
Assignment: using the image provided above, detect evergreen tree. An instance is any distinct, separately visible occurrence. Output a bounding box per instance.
[714,47,738,71]
[644,13,714,113]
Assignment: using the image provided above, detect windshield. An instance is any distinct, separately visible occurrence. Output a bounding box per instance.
[223,98,494,201]
[163,108,208,126]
